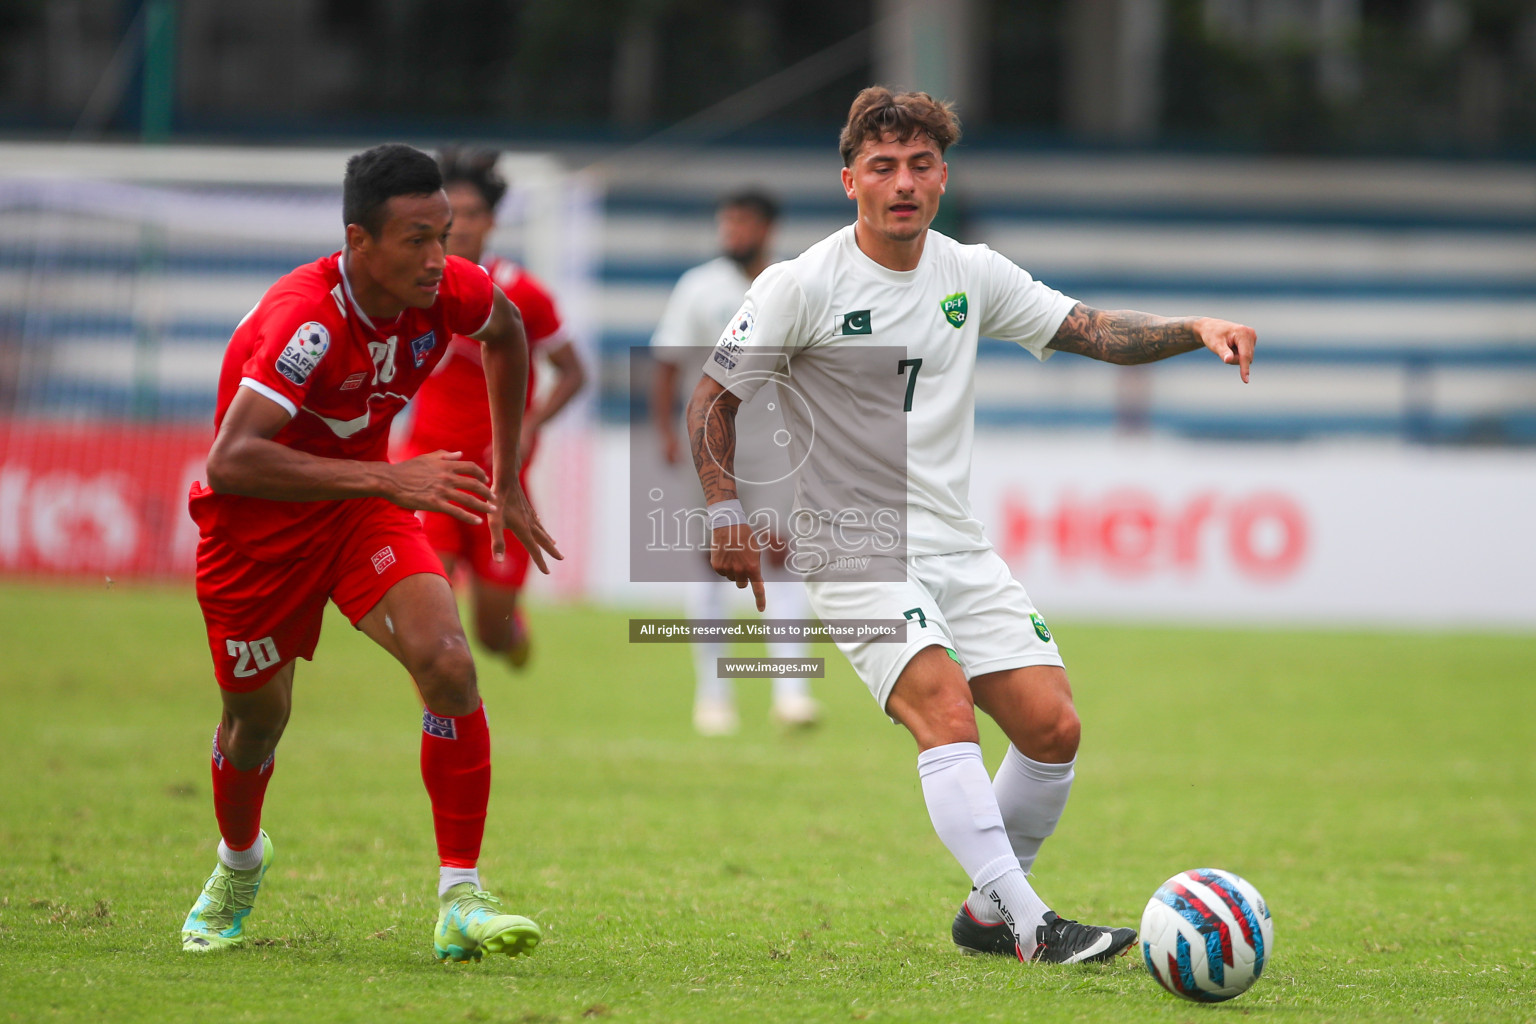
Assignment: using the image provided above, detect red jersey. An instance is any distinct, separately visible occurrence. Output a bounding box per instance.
[404,257,563,463]
[189,251,495,561]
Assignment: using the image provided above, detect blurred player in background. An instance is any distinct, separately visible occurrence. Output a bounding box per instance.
[650,190,820,735]
[688,89,1256,964]
[398,148,586,669]
[182,143,561,962]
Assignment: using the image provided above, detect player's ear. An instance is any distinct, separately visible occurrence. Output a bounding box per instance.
[344,222,369,255]
[841,165,856,200]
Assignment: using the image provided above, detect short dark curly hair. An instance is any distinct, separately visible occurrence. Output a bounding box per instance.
[720,188,779,224]
[343,143,443,237]
[437,146,508,212]
[838,86,961,166]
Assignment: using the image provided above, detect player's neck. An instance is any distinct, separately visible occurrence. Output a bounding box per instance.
[853,221,926,272]
[341,252,407,324]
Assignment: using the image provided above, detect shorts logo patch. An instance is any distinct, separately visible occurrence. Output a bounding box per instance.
[409,330,437,368]
[275,322,330,385]
[371,546,396,574]
[422,710,458,740]
[340,371,366,391]
[1030,612,1052,643]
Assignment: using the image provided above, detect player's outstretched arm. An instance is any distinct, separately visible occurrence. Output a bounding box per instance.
[686,374,765,612]
[651,359,683,465]
[1046,302,1256,383]
[206,386,495,521]
[474,286,562,573]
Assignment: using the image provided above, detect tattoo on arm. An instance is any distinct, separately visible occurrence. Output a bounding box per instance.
[1048,303,1203,365]
[688,386,740,504]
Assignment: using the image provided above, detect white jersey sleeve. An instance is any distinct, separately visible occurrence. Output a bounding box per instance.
[701,262,809,402]
[649,269,711,365]
[977,246,1078,360]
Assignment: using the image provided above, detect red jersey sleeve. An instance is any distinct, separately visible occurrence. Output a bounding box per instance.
[237,298,339,416]
[506,273,563,348]
[440,255,496,339]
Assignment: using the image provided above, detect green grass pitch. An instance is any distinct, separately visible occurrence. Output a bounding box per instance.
[1,582,1533,1023]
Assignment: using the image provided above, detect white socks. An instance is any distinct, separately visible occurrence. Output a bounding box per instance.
[686,580,732,704]
[689,579,817,703]
[217,835,264,872]
[993,744,1075,876]
[764,580,811,701]
[918,742,1051,953]
[438,866,481,898]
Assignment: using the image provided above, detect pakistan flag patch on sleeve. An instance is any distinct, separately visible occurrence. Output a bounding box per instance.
[941,292,968,328]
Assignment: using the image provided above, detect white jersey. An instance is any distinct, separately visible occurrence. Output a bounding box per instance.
[702,225,1077,557]
[650,256,755,358]
[652,254,797,516]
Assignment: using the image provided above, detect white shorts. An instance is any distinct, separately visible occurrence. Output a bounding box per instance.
[804,547,1064,711]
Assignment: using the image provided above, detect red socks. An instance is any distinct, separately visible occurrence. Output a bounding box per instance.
[209,706,490,869]
[420,704,491,868]
[210,724,274,852]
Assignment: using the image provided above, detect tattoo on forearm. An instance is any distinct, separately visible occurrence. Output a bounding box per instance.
[1048,303,1202,365]
[688,393,739,504]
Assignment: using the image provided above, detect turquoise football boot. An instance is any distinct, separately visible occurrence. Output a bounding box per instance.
[180,830,273,951]
[434,883,540,963]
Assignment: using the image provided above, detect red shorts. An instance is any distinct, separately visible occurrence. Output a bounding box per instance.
[195,497,447,692]
[417,461,535,590]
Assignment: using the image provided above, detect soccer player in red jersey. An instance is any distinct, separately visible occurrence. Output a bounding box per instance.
[398,148,586,669]
[180,143,561,962]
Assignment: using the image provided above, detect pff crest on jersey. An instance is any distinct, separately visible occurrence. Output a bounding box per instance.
[941,292,968,328]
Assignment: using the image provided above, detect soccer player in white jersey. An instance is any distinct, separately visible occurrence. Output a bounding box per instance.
[651,191,821,735]
[685,87,1256,964]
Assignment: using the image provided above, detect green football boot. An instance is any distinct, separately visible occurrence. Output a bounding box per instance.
[434,883,541,963]
[180,830,274,952]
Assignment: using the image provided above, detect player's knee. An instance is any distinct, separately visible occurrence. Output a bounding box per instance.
[414,636,480,716]
[1035,704,1081,763]
[222,713,287,769]
[895,686,980,747]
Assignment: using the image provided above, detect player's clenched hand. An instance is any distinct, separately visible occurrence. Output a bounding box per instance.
[386,450,495,524]
[489,480,563,574]
[1194,317,1257,383]
[711,523,766,612]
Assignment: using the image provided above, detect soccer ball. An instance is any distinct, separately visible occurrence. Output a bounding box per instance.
[1139,868,1273,1002]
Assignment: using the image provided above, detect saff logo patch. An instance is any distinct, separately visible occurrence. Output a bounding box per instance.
[275,322,330,384]
[837,309,872,335]
[941,292,968,328]
[728,310,755,345]
[1030,613,1052,643]
[371,546,396,574]
[409,331,437,368]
